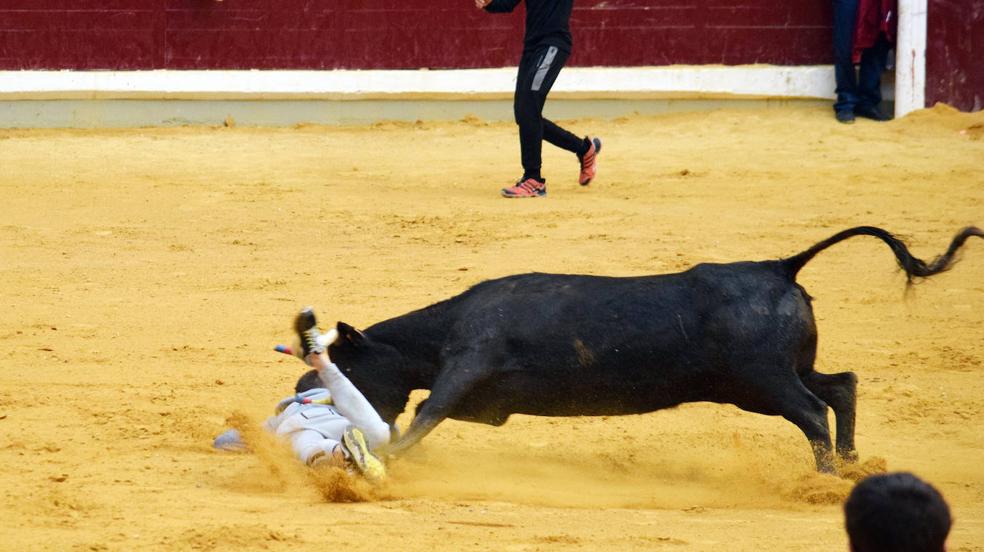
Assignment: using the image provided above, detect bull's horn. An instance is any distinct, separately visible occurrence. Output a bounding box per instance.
[316,328,340,348]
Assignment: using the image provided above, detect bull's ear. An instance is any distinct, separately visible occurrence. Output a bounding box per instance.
[336,321,367,347]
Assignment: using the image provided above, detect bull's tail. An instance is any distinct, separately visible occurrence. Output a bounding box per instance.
[781,226,984,282]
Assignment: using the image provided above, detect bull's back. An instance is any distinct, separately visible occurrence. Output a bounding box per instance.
[443,264,811,417]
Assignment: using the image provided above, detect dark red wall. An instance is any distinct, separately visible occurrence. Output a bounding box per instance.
[0,0,833,70]
[926,0,984,112]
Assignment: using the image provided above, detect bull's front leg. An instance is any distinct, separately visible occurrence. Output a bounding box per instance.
[385,360,489,456]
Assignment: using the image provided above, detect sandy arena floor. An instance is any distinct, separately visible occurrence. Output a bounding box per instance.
[1,104,983,551]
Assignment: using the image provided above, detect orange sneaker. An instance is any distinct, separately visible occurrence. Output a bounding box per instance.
[578,137,602,186]
[501,177,546,198]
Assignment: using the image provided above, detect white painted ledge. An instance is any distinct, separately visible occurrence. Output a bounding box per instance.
[0,66,843,100]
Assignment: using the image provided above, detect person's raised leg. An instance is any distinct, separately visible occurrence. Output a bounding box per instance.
[309,353,391,450]
[294,308,390,450]
[294,308,387,482]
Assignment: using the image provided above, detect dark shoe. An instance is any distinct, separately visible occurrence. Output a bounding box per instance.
[854,105,890,121]
[578,137,602,185]
[501,177,546,198]
[835,110,855,124]
[294,307,325,357]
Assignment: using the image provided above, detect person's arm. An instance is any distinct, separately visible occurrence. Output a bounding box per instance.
[478,0,522,14]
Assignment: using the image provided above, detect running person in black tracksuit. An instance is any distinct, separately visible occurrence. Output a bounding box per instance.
[476,0,602,198]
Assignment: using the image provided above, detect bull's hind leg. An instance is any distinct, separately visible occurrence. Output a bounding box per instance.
[731,372,835,473]
[780,386,836,473]
[803,371,858,462]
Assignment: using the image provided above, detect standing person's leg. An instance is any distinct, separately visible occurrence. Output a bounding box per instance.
[503,45,570,197]
[542,120,584,154]
[543,97,602,186]
[518,47,582,156]
[855,35,891,120]
[832,0,861,121]
[515,47,552,181]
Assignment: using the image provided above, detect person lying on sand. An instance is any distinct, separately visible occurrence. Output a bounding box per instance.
[214,307,390,483]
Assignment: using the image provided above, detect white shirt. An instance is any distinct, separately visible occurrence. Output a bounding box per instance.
[265,388,352,442]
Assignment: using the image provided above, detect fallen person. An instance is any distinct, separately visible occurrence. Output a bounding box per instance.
[214,307,389,483]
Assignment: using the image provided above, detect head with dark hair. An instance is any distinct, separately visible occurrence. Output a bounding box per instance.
[294,370,324,393]
[844,472,952,552]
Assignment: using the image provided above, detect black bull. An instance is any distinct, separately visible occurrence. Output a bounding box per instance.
[318,226,981,472]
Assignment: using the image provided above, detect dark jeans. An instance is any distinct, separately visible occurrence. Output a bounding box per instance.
[514,44,586,181]
[832,0,891,113]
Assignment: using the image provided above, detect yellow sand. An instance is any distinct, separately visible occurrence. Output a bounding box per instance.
[1,103,982,551]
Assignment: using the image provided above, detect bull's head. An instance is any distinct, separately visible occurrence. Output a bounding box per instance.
[324,321,413,425]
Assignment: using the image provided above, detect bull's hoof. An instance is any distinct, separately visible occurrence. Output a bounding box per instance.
[837,455,888,482]
[837,449,860,463]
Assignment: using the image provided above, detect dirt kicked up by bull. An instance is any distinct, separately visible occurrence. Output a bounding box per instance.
[304,226,982,473]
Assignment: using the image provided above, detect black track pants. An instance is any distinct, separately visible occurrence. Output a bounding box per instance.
[514,44,586,180]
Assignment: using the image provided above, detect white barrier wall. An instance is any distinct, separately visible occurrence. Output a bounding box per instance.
[0,66,843,100]
[895,0,928,117]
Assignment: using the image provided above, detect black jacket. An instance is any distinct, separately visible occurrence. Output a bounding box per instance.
[485,0,573,53]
